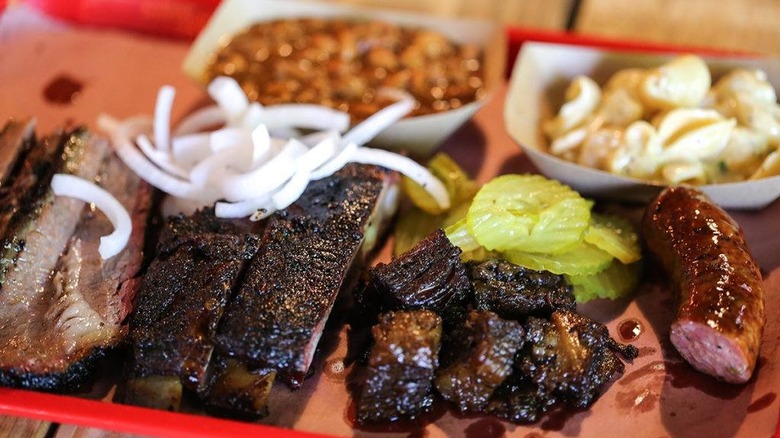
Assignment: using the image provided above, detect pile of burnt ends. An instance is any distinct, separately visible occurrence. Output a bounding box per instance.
[351,229,639,425]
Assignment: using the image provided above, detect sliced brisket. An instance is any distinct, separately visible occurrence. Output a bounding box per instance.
[126,210,261,408]
[0,127,150,389]
[214,164,396,387]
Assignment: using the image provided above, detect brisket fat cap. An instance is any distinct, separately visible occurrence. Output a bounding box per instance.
[214,164,395,386]
[0,127,150,390]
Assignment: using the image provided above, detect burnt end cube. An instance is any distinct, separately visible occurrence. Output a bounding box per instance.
[488,310,638,423]
[364,229,472,314]
[356,310,442,423]
[485,316,562,423]
[543,310,633,408]
[486,374,557,424]
[435,310,524,412]
[467,259,575,320]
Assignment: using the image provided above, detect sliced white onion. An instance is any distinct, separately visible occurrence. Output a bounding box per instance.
[51,173,131,260]
[299,130,335,147]
[209,127,249,152]
[215,192,273,219]
[310,141,358,180]
[272,168,311,210]
[267,126,303,139]
[136,134,191,179]
[219,144,301,201]
[240,102,264,129]
[99,114,199,199]
[251,124,272,166]
[171,133,212,167]
[153,85,175,152]
[350,147,450,210]
[208,128,254,174]
[99,79,450,223]
[208,76,248,121]
[297,135,339,172]
[135,132,158,157]
[173,105,226,136]
[263,104,350,132]
[280,137,312,161]
[343,96,415,146]
[189,147,240,188]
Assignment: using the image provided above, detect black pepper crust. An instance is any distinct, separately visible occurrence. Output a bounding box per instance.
[214,164,388,386]
[128,210,261,391]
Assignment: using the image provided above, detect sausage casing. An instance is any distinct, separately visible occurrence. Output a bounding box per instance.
[642,186,765,383]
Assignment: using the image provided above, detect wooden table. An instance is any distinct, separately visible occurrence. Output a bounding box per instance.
[1,0,779,436]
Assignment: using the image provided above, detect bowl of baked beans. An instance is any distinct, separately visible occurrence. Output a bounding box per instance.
[183,0,505,156]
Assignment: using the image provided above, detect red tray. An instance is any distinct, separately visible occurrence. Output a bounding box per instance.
[0,388,328,438]
[1,3,779,438]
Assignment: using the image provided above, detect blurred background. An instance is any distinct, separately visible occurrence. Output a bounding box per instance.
[8,0,779,55]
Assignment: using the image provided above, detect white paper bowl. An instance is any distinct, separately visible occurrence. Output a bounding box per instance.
[183,0,505,157]
[504,42,780,210]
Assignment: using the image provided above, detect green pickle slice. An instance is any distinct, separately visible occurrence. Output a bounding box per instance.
[402,152,479,215]
[400,169,643,304]
[393,207,442,257]
[584,213,642,264]
[503,241,613,276]
[466,174,591,253]
[444,218,482,253]
[566,260,642,302]
[395,153,478,255]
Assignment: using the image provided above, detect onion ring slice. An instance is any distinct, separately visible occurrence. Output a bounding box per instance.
[51,173,132,260]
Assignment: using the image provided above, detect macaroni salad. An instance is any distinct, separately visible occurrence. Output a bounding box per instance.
[544,55,780,184]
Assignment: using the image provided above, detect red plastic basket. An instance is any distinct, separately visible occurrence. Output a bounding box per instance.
[2,3,778,437]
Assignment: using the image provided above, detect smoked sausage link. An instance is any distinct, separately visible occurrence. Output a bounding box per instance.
[643,186,765,383]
